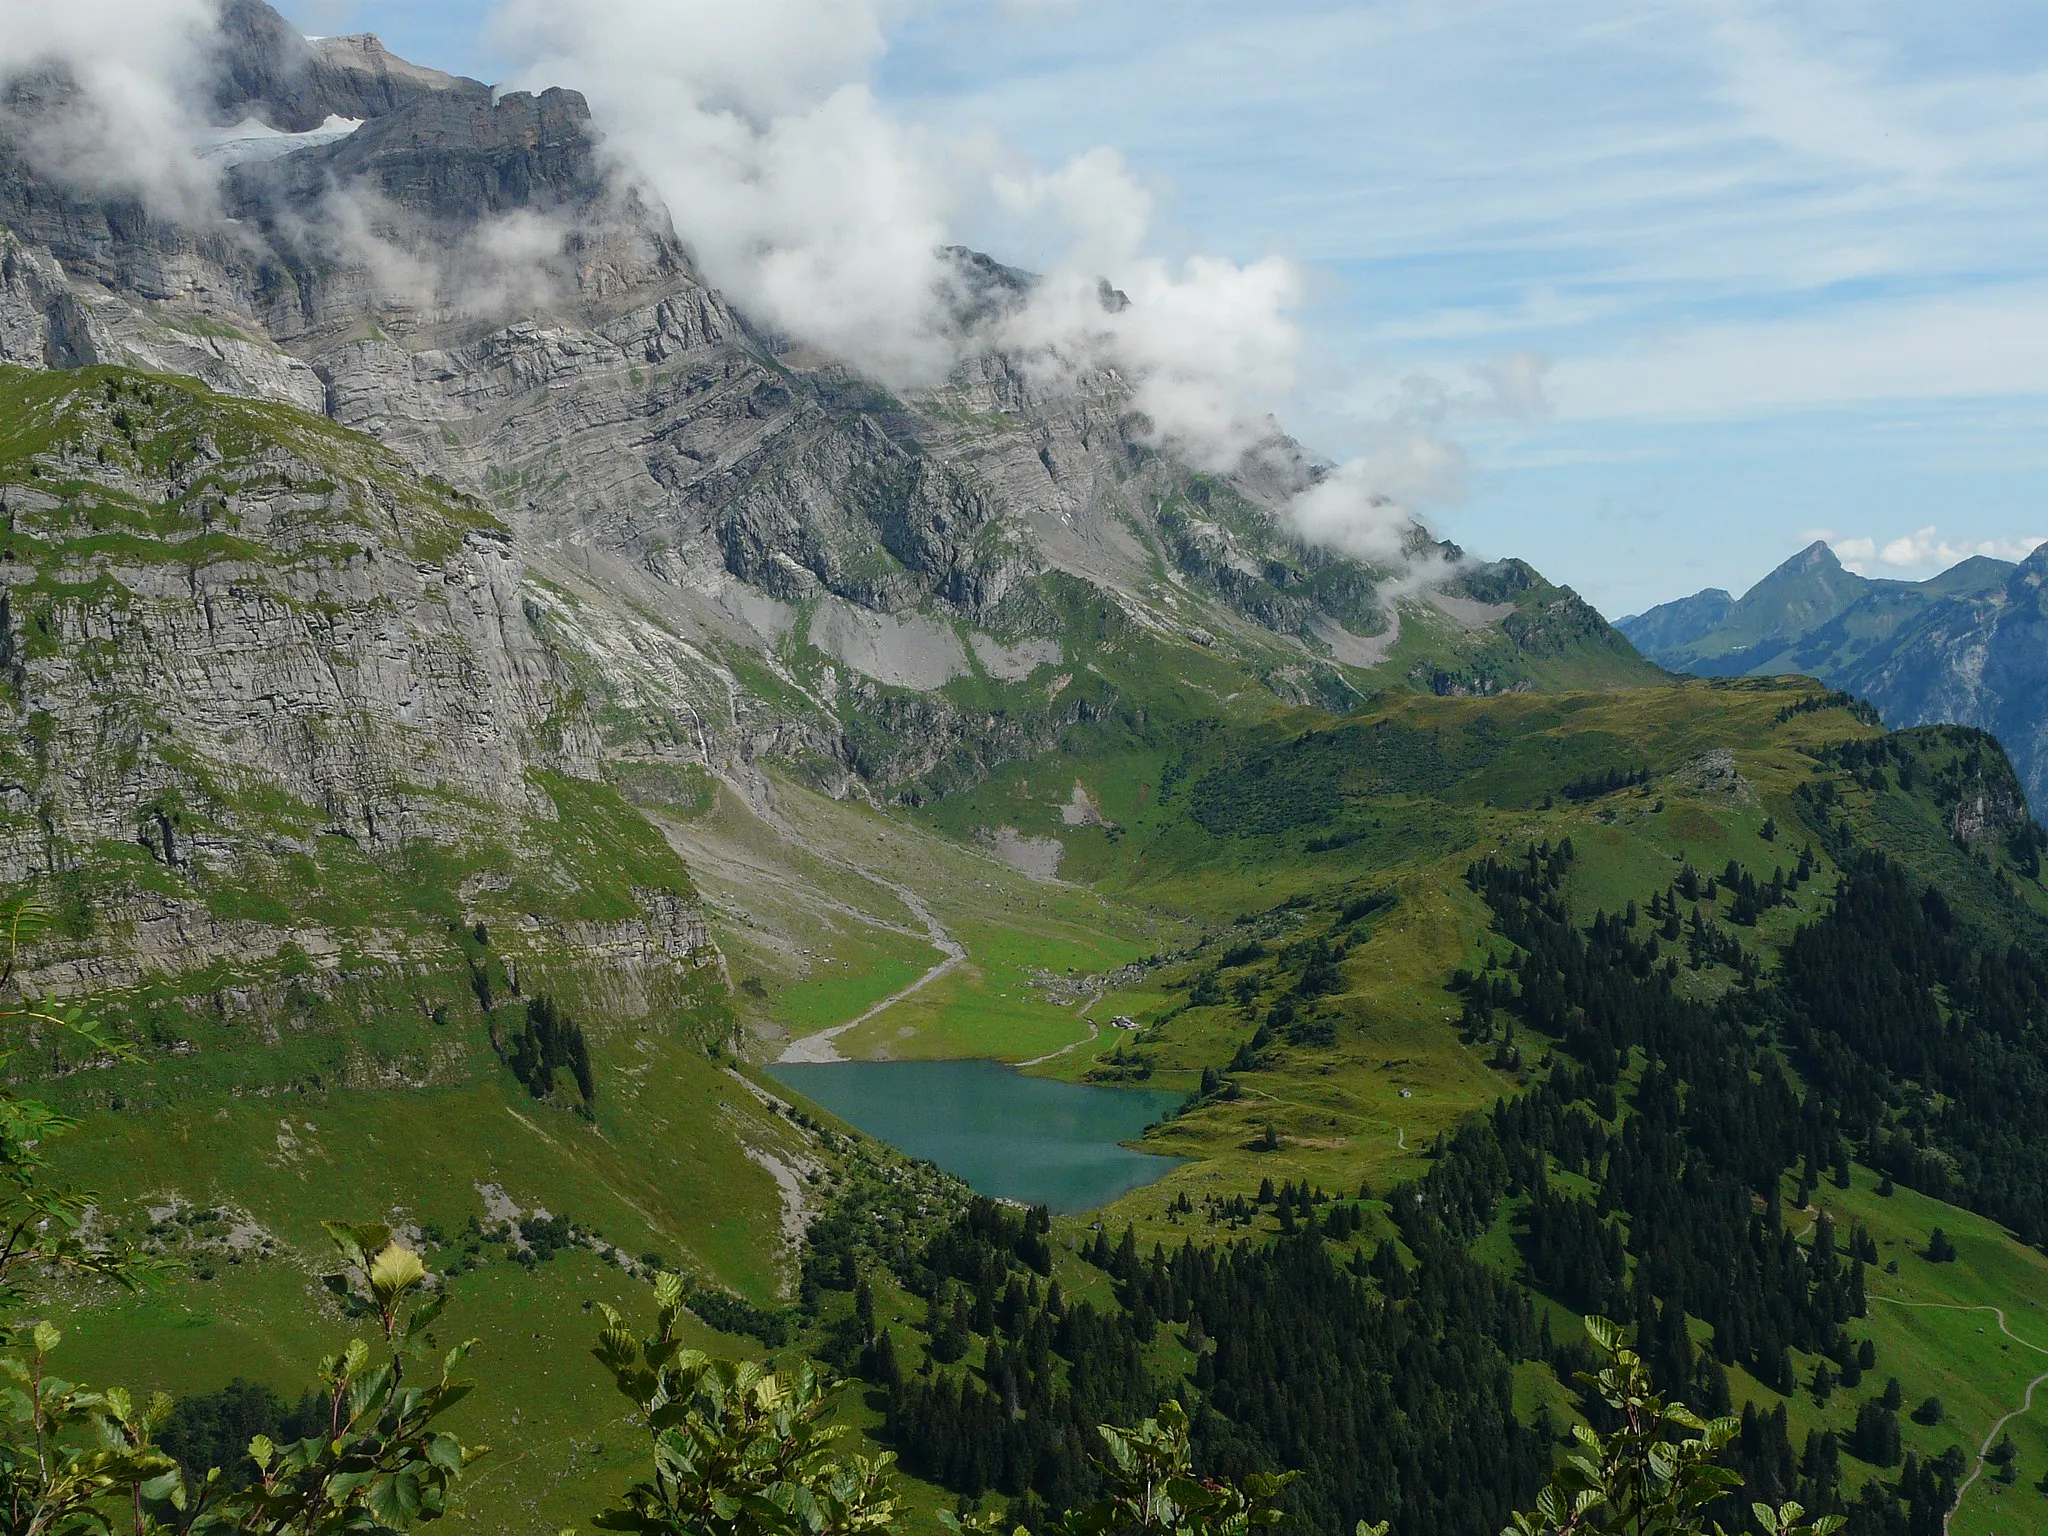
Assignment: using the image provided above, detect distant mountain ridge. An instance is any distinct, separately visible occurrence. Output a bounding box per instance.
[1620,540,2048,807]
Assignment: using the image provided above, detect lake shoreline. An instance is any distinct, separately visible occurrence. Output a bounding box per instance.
[767,1058,1185,1214]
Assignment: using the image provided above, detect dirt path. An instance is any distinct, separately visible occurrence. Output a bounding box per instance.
[776,942,965,1063]
[745,774,967,1065]
[1870,1298,2048,1533]
[1016,987,1106,1068]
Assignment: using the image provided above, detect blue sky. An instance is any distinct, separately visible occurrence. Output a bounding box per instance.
[280,1,2048,617]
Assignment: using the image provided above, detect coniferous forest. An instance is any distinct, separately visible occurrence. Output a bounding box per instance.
[818,805,2048,1536]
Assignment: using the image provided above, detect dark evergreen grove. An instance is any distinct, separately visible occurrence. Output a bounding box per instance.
[854,1197,1549,1536]
[493,994,595,1106]
[819,814,2048,1536]
[158,1379,328,1488]
[1781,852,2048,1245]
[1443,838,2004,1535]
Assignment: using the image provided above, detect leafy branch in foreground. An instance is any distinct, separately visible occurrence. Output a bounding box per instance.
[594,1272,1853,1536]
[944,1397,1319,1536]
[1504,1317,1845,1536]
[0,1223,481,1536]
[0,902,159,1303]
[162,1223,486,1536]
[0,1320,180,1536]
[590,1270,898,1536]
[1049,1398,1325,1536]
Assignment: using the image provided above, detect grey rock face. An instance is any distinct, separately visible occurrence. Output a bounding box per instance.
[1839,546,2048,811]
[0,229,326,409]
[0,369,596,897]
[0,0,1651,815]
[230,86,606,232]
[211,2,488,133]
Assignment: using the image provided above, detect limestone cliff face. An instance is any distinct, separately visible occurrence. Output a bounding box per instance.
[210,0,491,133]
[0,365,596,858]
[0,230,328,411]
[0,366,724,1013]
[0,0,1653,812]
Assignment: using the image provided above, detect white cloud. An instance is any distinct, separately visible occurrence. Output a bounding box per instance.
[899,1,2048,418]
[993,148,1309,466]
[1875,526,2045,570]
[0,0,223,222]
[495,0,969,387]
[488,0,1481,574]
[1827,527,2041,576]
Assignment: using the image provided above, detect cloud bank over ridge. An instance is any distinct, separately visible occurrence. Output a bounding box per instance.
[489,0,1486,571]
[0,0,225,222]
[0,0,1520,579]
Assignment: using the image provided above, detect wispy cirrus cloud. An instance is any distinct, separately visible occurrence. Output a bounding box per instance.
[881,0,2048,606]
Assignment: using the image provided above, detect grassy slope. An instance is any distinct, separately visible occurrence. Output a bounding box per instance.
[0,369,812,1532]
[658,773,1178,1064]
[34,663,2048,1532]
[745,677,2048,1528]
[38,1032,808,1533]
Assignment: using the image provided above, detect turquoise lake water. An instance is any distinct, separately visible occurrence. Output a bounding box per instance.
[768,1059,1185,1214]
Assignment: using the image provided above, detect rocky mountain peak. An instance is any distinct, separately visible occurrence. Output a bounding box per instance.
[1789,538,1841,572]
[1623,532,2048,810]
[233,82,607,232]
[211,0,488,133]
[1757,539,1857,595]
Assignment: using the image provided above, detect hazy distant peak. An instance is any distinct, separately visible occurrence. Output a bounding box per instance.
[1922,554,2020,598]
[1612,587,1734,655]
[1789,539,1841,571]
[1754,538,1851,593]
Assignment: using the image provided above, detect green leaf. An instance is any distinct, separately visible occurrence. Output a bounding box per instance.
[322,1221,393,1272]
[366,1469,425,1526]
[404,1291,449,1342]
[369,1242,428,1305]
[139,1469,183,1501]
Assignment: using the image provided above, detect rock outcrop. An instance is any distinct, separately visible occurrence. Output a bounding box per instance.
[0,362,739,1034]
[0,366,595,878]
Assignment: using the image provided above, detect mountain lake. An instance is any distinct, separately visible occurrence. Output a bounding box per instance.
[767,1059,1185,1213]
